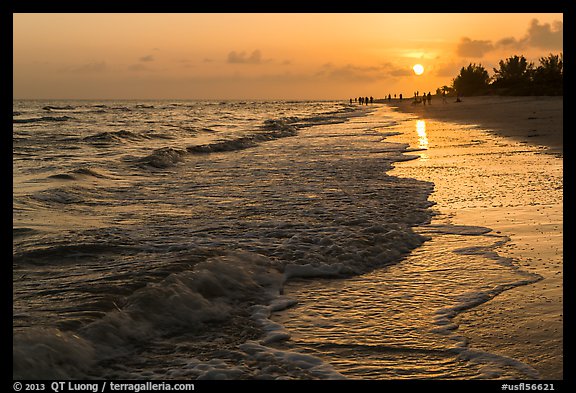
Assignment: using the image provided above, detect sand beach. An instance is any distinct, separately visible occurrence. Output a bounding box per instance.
[386,96,564,378]
[387,95,563,156]
[265,96,564,379]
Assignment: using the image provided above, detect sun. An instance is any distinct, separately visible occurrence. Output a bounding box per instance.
[413,64,424,75]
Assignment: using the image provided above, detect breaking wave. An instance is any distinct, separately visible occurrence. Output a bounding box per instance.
[14,116,74,124]
[83,130,150,144]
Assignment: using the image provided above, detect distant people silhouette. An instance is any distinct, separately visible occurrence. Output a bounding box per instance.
[365,96,369,105]
[370,96,373,104]
[399,93,403,100]
[427,92,432,105]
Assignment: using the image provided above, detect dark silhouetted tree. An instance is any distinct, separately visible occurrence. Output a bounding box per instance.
[491,55,534,94]
[452,64,490,96]
[533,53,563,95]
[438,52,563,97]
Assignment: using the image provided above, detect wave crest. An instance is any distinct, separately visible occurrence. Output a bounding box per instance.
[138,147,187,168]
[48,167,111,181]
[83,130,149,144]
[14,116,74,124]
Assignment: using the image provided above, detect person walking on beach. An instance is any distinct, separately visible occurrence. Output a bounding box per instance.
[399,93,403,100]
[370,96,373,104]
[422,91,426,105]
[427,92,432,105]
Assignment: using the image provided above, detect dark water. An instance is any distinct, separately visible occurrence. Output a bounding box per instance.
[14,100,556,380]
[13,100,435,379]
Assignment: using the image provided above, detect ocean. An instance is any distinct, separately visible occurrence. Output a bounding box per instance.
[12,100,560,380]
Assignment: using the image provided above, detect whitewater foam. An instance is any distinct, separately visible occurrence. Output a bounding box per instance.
[13,100,437,379]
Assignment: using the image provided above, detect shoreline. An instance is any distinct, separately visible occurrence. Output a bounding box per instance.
[382,96,563,156]
[271,104,562,379]
[385,104,563,378]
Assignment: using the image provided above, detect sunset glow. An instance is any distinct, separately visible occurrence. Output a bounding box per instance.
[13,13,563,100]
[12,10,565,383]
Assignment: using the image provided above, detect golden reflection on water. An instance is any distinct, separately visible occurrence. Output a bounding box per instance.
[416,120,428,150]
[416,120,429,160]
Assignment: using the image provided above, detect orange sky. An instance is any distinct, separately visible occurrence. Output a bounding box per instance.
[13,13,563,100]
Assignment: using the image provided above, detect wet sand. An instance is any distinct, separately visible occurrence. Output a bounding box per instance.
[386,97,563,378]
[273,100,563,379]
[387,96,563,156]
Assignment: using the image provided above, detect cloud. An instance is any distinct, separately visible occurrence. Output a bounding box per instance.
[456,18,562,59]
[495,36,524,51]
[389,67,413,77]
[318,62,438,80]
[524,19,563,49]
[139,55,155,62]
[227,50,263,64]
[315,63,373,81]
[495,20,562,51]
[315,63,400,82]
[59,61,107,73]
[456,37,494,58]
[433,61,464,77]
[128,63,151,71]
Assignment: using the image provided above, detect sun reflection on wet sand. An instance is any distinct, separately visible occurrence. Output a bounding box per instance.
[416,120,429,159]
